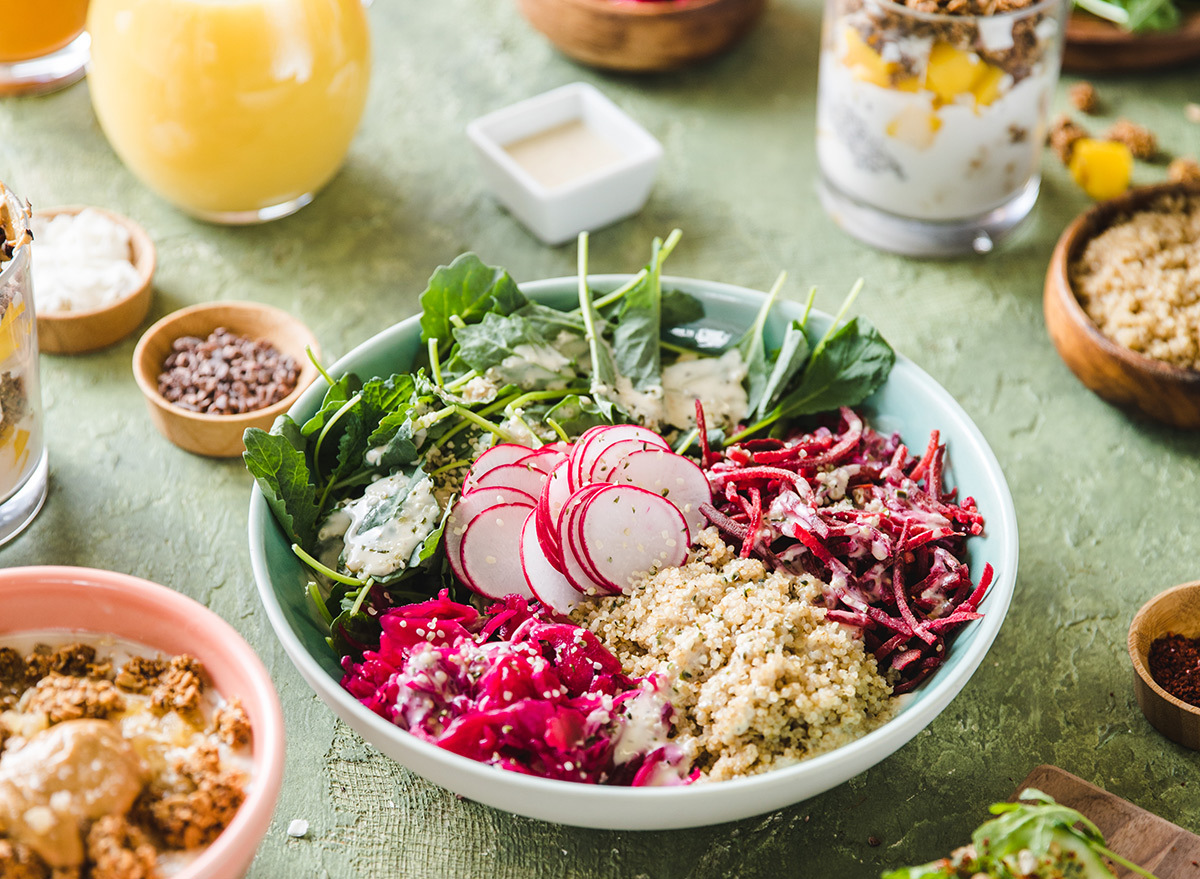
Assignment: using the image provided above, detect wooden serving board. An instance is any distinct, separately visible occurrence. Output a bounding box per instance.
[1015,765,1200,878]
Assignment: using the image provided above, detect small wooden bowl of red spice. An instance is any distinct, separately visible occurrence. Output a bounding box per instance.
[1128,580,1200,751]
[132,301,320,458]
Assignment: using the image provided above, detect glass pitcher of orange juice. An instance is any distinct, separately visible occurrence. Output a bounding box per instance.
[0,0,90,95]
[87,0,371,224]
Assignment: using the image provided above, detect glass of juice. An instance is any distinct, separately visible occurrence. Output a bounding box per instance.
[0,183,48,546]
[87,0,372,224]
[0,0,90,96]
[814,0,1068,256]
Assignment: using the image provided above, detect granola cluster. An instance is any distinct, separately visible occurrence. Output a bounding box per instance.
[0,641,252,879]
[838,0,1053,85]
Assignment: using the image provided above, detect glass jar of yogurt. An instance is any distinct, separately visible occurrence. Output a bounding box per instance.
[815,0,1067,256]
[0,184,47,545]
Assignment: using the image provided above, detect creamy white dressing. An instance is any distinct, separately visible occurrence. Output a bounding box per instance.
[321,472,441,578]
[612,682,673,765]
[661,349,749,431]
[611,375,665,429]
[489,341,576,390]
[503,119,627,190]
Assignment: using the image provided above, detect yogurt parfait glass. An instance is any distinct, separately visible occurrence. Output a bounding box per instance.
[0,185,47,546]
[815,0,1068,256]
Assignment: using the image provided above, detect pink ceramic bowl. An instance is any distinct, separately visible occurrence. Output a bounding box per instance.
[0,566,285,879]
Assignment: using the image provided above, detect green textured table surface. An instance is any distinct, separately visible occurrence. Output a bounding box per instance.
[3,2,1199,876]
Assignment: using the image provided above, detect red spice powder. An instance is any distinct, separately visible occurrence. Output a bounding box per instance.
[1147,633,1200,708]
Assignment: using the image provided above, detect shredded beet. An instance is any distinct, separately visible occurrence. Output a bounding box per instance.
[341,591,696,785]
[701,407,993,694]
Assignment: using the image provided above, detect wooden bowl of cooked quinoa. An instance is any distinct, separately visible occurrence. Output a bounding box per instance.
[1044,181,1200,430]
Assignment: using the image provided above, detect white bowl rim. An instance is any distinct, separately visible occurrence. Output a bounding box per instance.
[248,273,1019,828]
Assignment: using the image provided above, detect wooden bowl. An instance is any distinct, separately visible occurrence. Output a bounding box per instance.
[1064,8,1200,73]
[1044,182,1200,430]
[517,0,766,73]
[132,301,320,458]
[1128,581,1200,752]
[33,205,156,355]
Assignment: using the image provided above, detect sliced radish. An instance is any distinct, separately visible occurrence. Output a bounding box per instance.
[577,484,689,592]
[543,460,574,531]
[462,443,535,492]
[445,487,534,589]
[575,425,670,485]
[556,485,616,596]
[568,425,615,489]
[602,449,711,540]
[459,503,535,599]
[514,446,569,475]
[519,511,579,614]
[535,479,565,570]
[588,437,669,483]
[472,462,550,499]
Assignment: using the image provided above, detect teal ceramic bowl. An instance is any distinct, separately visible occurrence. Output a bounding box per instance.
[247,275,1019,829]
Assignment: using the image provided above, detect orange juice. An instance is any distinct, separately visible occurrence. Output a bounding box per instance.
[0,0,88,62]
[86,0,370,221]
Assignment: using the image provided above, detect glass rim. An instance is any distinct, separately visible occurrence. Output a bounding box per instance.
[862,0,1065,25]
[0,184,32,287]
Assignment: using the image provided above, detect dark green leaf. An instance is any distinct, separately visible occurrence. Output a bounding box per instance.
[733,279,784,417]
[756,320,812,421]
[418,253,527,355]
[452,312,579,389]
[244,423,321,547]
[611,238,663,392]
[766,316,894,421]
[660,288,705,331]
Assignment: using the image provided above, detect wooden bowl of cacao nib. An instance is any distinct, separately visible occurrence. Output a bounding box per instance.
[132,301,320,458]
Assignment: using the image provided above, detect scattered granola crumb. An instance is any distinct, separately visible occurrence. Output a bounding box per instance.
[22,674,125,724]
[114,656,166,694]
[150,655,203,714]
[1070,193,1200,371]
[0,839,48,879]
[1106,118,1158,161]
[1186,102,1200,124]
[286,819,310,838]
[1068,81,1099,114]
[1048,113,1087,164]
[144,745,246,849]
[212,698,252,748]
[1167,157,1200,185]
[86,816,157,879]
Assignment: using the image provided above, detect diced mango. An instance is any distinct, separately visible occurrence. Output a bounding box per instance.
[842,27,895,89]
[12,428,28,460]
[924,42,985,106]
[1069,138,1134,200]
[971,64,1006,108]
[893,76,922,93]
[886,104,943,150]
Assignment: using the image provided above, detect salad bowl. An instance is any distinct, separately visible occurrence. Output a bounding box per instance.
[247,275,1019,829]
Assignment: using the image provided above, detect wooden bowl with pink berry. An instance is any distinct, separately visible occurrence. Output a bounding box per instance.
[517,0,766,72]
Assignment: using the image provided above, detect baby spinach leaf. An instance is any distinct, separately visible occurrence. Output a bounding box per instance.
[452,312,578,389]
[660,288,705,331]
[577,234,621,410]
[765,316,894,421]
[244,422,321,547]
[301,373,360,438]
[611,237,664,392]
[419,253,527,356]
[755,320,811,421]
[732,273,785,418]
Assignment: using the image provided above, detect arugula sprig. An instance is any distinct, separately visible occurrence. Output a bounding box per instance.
[883,789,1161,879]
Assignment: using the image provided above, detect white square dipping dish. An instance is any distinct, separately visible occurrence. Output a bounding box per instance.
[466,82,663,245]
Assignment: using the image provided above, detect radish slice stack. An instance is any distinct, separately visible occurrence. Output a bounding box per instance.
[445,430,711,614]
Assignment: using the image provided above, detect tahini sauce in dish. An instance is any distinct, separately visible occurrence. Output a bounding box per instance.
[503,119,626,189]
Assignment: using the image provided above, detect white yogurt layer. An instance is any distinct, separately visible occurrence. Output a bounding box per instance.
[816,29,1058,221]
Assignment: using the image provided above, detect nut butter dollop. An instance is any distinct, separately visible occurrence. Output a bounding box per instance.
[0,719,145,866]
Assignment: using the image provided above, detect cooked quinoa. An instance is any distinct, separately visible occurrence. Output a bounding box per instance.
[1070,193,1200,371]
[572,528,895,781]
